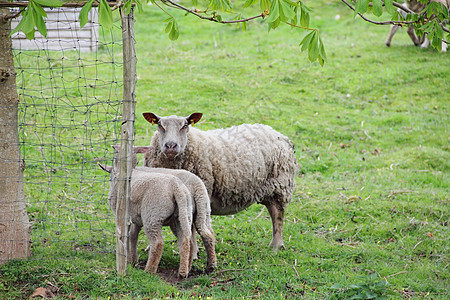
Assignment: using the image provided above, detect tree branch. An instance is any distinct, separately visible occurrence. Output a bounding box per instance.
[341,0,415,26]
[2,7,24,20]
[161,0,265,24]
[392,1,414,14]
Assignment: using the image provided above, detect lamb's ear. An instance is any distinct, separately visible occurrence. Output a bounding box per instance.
[133,146,153,154]
[143,113,160,125]
[112,144,121,152]
[98,163,112,173]
[186,113,202,126]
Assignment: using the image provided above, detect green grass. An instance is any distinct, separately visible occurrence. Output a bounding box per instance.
[1,0,449,299]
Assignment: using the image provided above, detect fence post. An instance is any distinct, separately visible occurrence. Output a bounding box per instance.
[116,7,136,276]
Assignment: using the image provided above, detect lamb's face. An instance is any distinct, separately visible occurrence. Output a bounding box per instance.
[143,112,202,160]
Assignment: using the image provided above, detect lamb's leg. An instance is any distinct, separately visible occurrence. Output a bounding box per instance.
[385,24,399,47]
[421,37,430,48]
[171,222,192,278]
[128,223,142,265]
[144,226,164,274]
[200,227,217,273]
[191,227,199,260]
[177,234,191,278]
[264,202,285,252]
[407,26,422,46]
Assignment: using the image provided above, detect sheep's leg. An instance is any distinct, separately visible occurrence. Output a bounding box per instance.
[144,225,164,274]
[128,223,142,265]
[265,202,285,252]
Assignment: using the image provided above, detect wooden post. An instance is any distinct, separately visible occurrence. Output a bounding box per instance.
[115,7,136,275]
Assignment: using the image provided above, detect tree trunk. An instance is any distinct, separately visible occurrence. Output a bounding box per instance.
[0,9,31,265]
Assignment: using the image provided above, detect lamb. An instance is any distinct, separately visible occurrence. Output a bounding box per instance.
[385,0,449,52]
[142,112,299,252]
[99,146,194,278]
[131,146,217,273]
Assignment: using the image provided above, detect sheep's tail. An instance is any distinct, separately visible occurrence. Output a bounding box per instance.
[173,180,193,237]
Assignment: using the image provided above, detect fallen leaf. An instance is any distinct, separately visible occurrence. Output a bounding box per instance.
[30,287,47,298]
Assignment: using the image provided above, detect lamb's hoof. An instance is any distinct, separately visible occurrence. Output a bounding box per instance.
[385,42,391,47]
[178,272,189,279]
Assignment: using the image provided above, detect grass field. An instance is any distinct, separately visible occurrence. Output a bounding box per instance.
[1,0,449,299]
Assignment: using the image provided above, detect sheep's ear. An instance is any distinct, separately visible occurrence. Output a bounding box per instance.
[186,113,202,126]
[98,163,112,173]
[143,113,160,125]
[134,146,152,154]
[112,144,121,152]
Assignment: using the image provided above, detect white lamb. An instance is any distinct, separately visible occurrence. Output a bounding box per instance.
[132,146,217,273]
[142,112,299,252]
[385,0,449,52]
[99,147,194,278]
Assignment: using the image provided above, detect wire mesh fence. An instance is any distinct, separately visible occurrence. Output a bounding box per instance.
[8,7,129,260]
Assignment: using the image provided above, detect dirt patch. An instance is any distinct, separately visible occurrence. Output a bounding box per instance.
[136,261,206,285]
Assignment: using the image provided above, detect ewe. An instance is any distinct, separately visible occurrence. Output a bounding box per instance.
[143,112,298,252]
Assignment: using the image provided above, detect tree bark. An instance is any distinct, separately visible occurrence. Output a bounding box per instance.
[0,9,31,265]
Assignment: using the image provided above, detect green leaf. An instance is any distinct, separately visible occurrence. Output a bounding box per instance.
[279,0,295,21]
[372,0,383,17]
[243,0,258,9]
[319,36,327,60]
[300,4,310,27]
[266,0,280,24]
[209,0,232,12]
[22,4,36,39]
[79,0,94,28]
[31,0,47,18]
[384,0,396,15]
[260,0,269,12]
[98,0,114,30]
[135,0,144,13]
[33,0,63,7]
[299,30,314,52]
[435,21,444,40]
[318,55,324,67]
[10,10,27,36]
[32,2,47,37]
[308,31,319,62]
[354,0,369,16]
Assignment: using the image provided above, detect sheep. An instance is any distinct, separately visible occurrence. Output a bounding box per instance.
[99,146,194,278]
[385,0,449,52]
[142,112,299,252]
[131,145,217,273]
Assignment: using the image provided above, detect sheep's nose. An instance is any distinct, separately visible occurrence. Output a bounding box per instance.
[165,142,177,150]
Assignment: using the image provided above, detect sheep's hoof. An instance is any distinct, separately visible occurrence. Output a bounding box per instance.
[385,42,391,47]
[178,272,189,279]
[205,265,216,274]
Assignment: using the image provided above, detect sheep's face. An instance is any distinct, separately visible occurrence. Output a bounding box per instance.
[143,112,202,159]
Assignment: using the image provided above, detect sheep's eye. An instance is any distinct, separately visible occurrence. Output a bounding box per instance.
[181,124,189,130]
[158,124,165,132]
